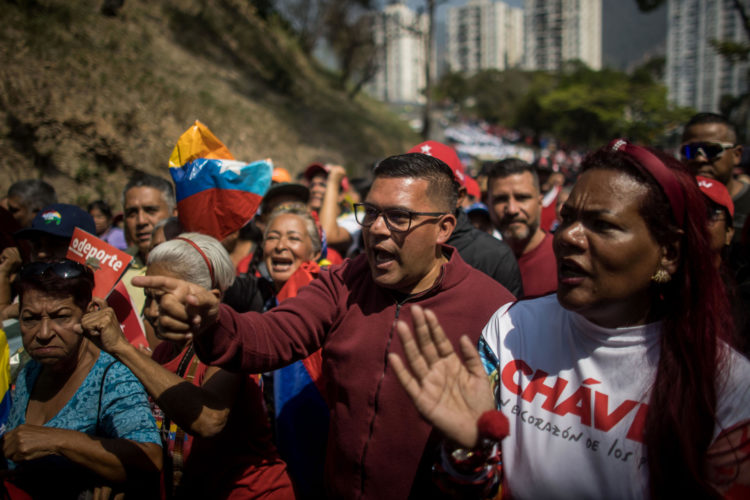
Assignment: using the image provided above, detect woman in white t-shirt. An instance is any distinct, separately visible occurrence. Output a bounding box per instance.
[389,140,750,499]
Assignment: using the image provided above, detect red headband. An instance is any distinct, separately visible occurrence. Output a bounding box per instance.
[609,139,685,228]
[174,237,215,288]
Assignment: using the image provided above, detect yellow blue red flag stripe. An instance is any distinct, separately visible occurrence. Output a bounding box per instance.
[168,121,272,240]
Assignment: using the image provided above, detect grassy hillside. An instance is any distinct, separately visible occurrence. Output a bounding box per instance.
[0,0,419,207]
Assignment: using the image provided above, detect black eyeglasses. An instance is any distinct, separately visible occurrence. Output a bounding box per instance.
[20,260,91,280]
[353,203,447,233]
[681,142,736,161]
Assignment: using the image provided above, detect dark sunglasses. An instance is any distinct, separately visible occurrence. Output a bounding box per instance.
[680,142,736,161]
[20,260,91,280]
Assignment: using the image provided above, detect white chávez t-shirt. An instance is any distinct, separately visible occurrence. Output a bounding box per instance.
[480,295,750,499]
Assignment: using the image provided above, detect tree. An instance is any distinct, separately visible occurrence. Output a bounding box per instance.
[321,0,377,97]
[531,62,692,147]
[276,0,328,54]
[471,69,535,124]
[435,60,691,148]
[709,0,750,62]
[432,71,469,106]
[276,0,378,97]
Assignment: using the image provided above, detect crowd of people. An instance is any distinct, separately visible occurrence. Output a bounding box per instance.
[0,111,748,499]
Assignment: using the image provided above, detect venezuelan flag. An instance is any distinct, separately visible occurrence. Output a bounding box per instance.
[271,263,329,497]
[168,121,272,241]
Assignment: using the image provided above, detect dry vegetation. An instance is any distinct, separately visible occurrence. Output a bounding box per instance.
[0,0,418,207]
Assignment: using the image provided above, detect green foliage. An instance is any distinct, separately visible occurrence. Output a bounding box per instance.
[474,70,535,124]
[433,71,469,105]
[710,39,750,63]
[434,60,693,148]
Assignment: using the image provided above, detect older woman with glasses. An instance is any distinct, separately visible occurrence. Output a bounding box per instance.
[4,260,162,498]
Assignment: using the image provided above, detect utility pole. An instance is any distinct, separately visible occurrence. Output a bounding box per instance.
[421,0,435,140]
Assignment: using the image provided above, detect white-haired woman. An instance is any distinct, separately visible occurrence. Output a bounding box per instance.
[80,233,294,499]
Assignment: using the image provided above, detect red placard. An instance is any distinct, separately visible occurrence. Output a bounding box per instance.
[107,280,149,351]
[66,228,133,299]
[66,228,149,350]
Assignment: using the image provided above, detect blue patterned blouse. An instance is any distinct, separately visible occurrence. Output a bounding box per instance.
[8,350,161,445]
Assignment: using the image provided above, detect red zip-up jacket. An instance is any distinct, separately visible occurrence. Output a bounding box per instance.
[194,246,515,499]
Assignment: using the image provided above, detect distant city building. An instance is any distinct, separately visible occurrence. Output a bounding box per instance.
[446,0,524,74]
[665,0,749,113]
[367,1,427,104]
[523,0,602,71]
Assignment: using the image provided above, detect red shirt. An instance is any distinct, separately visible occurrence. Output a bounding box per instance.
[152,343,294,499]
[194,248,515,498]
[236,252,254,275]
[517,232,557,298]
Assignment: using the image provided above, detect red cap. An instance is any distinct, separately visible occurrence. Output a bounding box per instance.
[304,162,328,181]
[464,176,481,200]
[303,162,349,192]
[697,176,734,218]
[408,140,465,186]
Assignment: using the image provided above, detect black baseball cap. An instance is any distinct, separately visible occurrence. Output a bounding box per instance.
[15,203,96,240]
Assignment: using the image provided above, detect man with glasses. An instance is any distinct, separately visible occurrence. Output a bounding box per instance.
[408,140,523,297]
[681,112,748,242]
[133,153,516,499]
[683,114,750,355]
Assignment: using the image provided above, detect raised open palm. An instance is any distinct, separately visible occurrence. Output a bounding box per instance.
[389,305,496,448]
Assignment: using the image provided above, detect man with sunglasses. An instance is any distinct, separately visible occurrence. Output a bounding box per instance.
[681,112,748,242]
[134,153,515,499]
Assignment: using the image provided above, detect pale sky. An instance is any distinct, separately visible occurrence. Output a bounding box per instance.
[405,0,523,19]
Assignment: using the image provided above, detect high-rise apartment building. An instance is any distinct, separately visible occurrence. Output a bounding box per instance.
[523,0,602,71]
[367,2,427,104]
[665,0,749,113]
[446,0,524,74]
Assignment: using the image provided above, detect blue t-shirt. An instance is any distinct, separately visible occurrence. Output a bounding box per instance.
[8,350,160,445]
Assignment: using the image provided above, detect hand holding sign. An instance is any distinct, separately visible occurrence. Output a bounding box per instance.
[131,274,220,340]
[66,228,149,351]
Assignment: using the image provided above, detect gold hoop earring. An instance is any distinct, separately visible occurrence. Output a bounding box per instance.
[651,268,671,284]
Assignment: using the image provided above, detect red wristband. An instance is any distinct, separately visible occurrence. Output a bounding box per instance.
[477,410,509,442]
